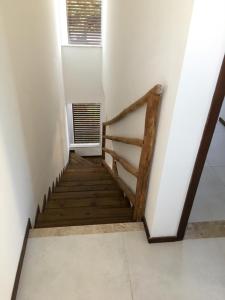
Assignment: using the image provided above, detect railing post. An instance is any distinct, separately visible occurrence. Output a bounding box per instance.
[134,86,162,221]
[102,124,106,159]
[112,159,118,176]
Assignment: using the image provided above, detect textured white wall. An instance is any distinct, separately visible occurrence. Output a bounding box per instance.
[62,46,104,103]
[0,1,69,298]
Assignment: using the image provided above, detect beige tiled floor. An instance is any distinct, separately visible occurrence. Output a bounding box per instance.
[189,165,225,222]
[17,229,225,300]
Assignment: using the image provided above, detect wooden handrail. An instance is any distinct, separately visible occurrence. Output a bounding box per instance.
[103,85,162,126]
[102,148,139,177]
[104,135,143,147]
[102,84,163,221]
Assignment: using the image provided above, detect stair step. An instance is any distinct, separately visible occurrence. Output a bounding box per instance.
[50,190,122,200]
[35,217,134,228]
[30,223,144,238]
[65,167,105,173]
[61,173,112,181]
[38,207,133,222]
[58,179,116,187]
[35,153,134,229]
[46,197,130,209]
[54,184,119,193]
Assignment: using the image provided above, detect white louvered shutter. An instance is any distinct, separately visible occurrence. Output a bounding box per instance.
[66,0,102,45]
[72,103,101,144]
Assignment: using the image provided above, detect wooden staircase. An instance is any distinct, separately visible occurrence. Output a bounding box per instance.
[35,153,133,228]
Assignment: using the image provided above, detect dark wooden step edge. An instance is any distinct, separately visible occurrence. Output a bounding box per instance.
[11,219,32,300]
[35,217,134,228]
[219,117,225,126]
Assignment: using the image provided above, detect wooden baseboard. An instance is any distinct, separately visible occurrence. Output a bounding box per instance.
[148,236,178,243]
[142,216,179,244]
[142,216,151,241]
[11,219,32,300]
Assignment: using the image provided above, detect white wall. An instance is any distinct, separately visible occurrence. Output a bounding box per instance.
[62,46,104,103]
[0,1,68,299]
[57,0,104,156]
[147,0,225,237]
[103,0,194,195]
[103,0,225,238]
[62,46,104,156]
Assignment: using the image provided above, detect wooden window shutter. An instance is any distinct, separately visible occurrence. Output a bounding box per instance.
[66,0,102,45]
[72,103,101,144]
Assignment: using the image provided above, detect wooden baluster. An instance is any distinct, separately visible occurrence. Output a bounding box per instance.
[112,159,118,176]
[134,85,163,221]
[102,148,139,177]
[102,124,106,159]
[52,182,55,193]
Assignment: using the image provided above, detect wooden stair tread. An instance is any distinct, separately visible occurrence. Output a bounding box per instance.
[50,190,122,200]
[35,217,133,228]
[54,184,119,193]
[39,207,133,221]
[35,153,132,229]
[47,197,130,209]
[61,174,112,181]
[58,179,116,187]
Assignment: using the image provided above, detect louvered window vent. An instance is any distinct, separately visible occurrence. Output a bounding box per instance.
[66,0,102,46]
[72,103,101,144]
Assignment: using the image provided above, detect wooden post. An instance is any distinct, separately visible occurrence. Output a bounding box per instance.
[134,86,163,221]
[112,159,118,176]
[102,124,106,159]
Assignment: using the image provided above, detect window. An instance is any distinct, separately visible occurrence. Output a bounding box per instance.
[72,103,101,144]
[66,0,102,46]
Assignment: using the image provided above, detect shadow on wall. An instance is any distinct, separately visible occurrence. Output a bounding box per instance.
[0,1,69,297]
[0,0,68,212]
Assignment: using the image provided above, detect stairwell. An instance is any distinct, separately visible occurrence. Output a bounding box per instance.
[35,153,133,228]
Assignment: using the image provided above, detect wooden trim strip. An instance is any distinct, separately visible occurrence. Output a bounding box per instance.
[102,160,136,205]
[102,148,139,177]
[104,135,143,147]
[103,85,163,126]
[149,236,178,243]
[142,216,151,241]
[11,219,32,300]
[219,117,225,126]
[102,124,106,159]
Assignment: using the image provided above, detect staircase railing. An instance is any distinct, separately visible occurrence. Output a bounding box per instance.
[102,84,163,221]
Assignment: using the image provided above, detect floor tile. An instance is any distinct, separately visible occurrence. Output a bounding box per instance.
[17,233,133,300]
[123,231,225,300]
[189,165,225,222]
